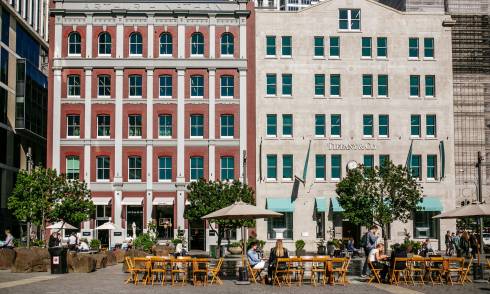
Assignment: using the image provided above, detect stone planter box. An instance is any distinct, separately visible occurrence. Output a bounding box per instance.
[0,248,15,270]
[228,247,242,255]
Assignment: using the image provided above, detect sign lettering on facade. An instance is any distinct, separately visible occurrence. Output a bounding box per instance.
[327,142,377,151]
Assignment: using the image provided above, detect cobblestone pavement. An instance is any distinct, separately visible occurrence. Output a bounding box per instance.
[0,265,488,294]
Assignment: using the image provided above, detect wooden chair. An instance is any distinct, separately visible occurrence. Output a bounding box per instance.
[171,257,191,286]
[368,260,382,284]
[192,258,209,286]
[390,257,410,286]
[332,257,350,285]
[446,257,464,285]
[427,257,444,286]
[408,256,427,285]
[130,257,150,285]
[125,256,137,284]
[245,257,264,284]
[272,257,290,287]
[208,257,224,285]
[461,259,472,285]
[310,257,327,286]
[287,257,304,286]
[150,258,168,286]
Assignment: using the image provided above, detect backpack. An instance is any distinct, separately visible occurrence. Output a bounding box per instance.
[360,232,368,248]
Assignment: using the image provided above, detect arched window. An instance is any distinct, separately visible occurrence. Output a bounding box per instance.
[191,32,204,56]
[129,32,143,55]
[221,33,234,56]
[159,32,172,56]
[68,32,81,55]
[98,32,112,55]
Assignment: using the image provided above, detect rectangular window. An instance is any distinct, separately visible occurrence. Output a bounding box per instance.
[67,75,80,97]
[363,114,373,137]
[339,9,361,31]
[159,75,172,98]
[96,156,110,181]
[410,154,422,179]
[411,114,421,137]
[128,114,142,137]
[220,114,234,138]
[158,114,172,138]
[97,114,110,138]
[267,213,293,240]
[98,75,111,97]
[424,38,434,58]
[364,154,374,170]
[362,74,373,97]
[330,74,341,96]
[66,115,80,137]
[329,36,340,58]
[66,156,80,180]
[409,38,419,58]
[266,74,277,96]
[282,74,292,96]
[220,76,234,98]
[410,75,420,97]
[190,75,204,98]
[281,36,292,57]
[282,154,293,180]
[414,211,439,239]
[315,114,325,137]
[426,114,436,137]
[266,114,277,137]
[266,36,276,56]
[128,156,142,180]
[158,156,172,181]
[361,37,371,58]
[282,114,293,137]
[314,36,324,57]
[267,154,277,180]
[378,74,388,97]
[331,114,341,137]
[427,154,437,180]
[315,74,325,96]
[379,154,390,167]
[331,154,342,180]
[220,156,235,181]
[190,156,204,180]
[128,75,142,97]
[190,114,204,138]
[378,115,389,137]
[315,154,326,180]
[425,75,435,97]
[377,37,387,58]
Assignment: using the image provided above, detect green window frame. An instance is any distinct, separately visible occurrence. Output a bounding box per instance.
[427,154,437,180]
[410,154,422,179]
[282,114,293,137]
[220,114,234,138]
[362,74,373,96]
[190,156,204,180]
[363,114,373,137]
[315,154,326,180]
[425,75,435,97]
[364,155,374,170]
[377,37,387,58]
[424,38,434,58]
[361,37,371,58]
[411,114,421,137]
[282,74,292,96]
[329,36,340,58]
[266,114,277,137]
[331,154,341,179]
[315,114,325,137]
[330,74,341,96]
[379,154,390,167]
[158,156,172,181]
[128,114,142,137]
[159,114,172,138]
[409,38,419,58]
[410,75,420,97]
[378,74,388,97]
[314,36,324,57]
[97,114,111,138]
[266,36,276,56]
[315,74,325,96]
[190,114,204,137]
[331,114,341,137]
[220,75,234,98]
[426,114,436,137]
[66,156,80,180]
[282,154,293,180]
[220,156,235,181]
[282,36,292,57]
[266,154,277,180]
[378,114,389,137]
[266,74,277,96]
[128,156,142,180]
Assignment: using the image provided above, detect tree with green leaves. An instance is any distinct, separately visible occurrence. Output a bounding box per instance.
[185,179,254,256]
[335,160,422,248]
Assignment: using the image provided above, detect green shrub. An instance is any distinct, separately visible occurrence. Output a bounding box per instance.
[133,233,156,252]
[229,241,242,248]
[31,239,45,247]
[90,239,101,250]
[295,240,305,251]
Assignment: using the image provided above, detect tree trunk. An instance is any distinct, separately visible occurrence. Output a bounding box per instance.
[217,227,224,258]
[382,223,389,251]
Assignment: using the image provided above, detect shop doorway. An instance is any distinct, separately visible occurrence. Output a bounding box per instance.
[96,220,109,247]
[342,220,361,247]
[189,220,205,251]
[154,206,174,240]
[126,206,143,238]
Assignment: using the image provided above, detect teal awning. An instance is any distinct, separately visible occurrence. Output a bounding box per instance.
[266,198,295,212]
[315,197,327,212]
[418,196,443,212]
[331,197,344,212]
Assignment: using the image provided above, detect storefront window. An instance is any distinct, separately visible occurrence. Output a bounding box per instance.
[413,211,439,239]
[267,213,293,240]
[126,206,143,237]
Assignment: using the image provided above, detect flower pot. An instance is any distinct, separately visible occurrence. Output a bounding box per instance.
[228,246,242,255]
[317,245,326,255]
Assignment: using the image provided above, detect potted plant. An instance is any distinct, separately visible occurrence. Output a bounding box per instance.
[90,239,101,250]
[327,239,339,256]
[295,240,306,256]
[228,241,242,255]
[317,239,327,255]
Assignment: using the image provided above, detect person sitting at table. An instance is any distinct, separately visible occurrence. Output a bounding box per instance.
[347,238,360,257]
[267,239,289,283]
[79,238,90,251]
[369,243,389,282]
[248,241,265,270]
[420,239,434,257]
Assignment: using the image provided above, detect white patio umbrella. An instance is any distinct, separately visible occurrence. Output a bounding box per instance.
[95,221,119,250]
[47,221,77,230]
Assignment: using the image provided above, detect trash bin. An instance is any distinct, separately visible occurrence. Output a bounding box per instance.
[238,266,249,281]
[48,247,68,274]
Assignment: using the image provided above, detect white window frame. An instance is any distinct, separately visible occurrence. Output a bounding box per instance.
[158,114,173,139]
[220,33,234,57]
[190,114,204,139]
[220,114,234,139]
[190,33,204,57]
[98,32,111,57]
[338,9,361,31]
[128,75,142,98]
[190,75,204,99]
[128,114,142,139]
[159,32,173,57]
[66,156,80,180]
[97,114,111,139]
[220,75,234,99]
[158,156,172,182]
[159,75,172,99]
[66,115,80,138]
[67,75,81,98]
[68,32,81,56]
[97,75,111,98]
[96,156,110,182]
[128,156,142,182]
[129,32,143,57]
[190,156,204,181]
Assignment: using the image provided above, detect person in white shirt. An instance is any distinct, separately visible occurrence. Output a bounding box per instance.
[79,239,90,251]
[68,233,77,251]
[368,243,389,281]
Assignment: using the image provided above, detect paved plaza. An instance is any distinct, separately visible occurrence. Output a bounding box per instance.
[0,264,488,294]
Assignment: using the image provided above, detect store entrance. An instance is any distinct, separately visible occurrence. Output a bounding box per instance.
[154,206,174,240]
[189,220,205,251]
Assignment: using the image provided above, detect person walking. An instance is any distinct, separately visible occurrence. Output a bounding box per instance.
[469,233,479,259]
[453,231,462,257]
[460,231,470,258]
[445,231,452,256]
[361,225,379,278]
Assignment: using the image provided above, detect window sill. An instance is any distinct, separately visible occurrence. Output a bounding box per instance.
[331,178,340,182]
[129,96,143,99]
[129,54,143,57]
[329,56,341,60]
[128,180,142,183]
[408,57,420,61]
[378,136,390,140]
[377,96,389,99]
[314,135,326,139]
[282,179,293,183]
[423,57,436,61]
[265,95,278,98]
[190,96,204,99]
[313,56,325,60]
[266,179,278,183]
[329,95,341,99]
[190,55,205,58]
[362,96,374,99]
[67,96,81,99]
[97,136,111,139]
[67,54,82,57]
[376,57,388,61]
[98,54,111,58]
[337,29,362,33]
[220,136,234,139]
[281,95,293,98]
[425,136,438,140]
[220,96,234,100]
[313,95,326,99]
[361,57,372,60]
[314,179,327,183]
[96,179,110,183]
[97,96,112,99]
[409,96,422,99]
[158,96,173,99]
[410,136,422,139]
[265,136,278,139]
[330,136,342,139]
[128,136,143,139]
[159,54,173,58]
[67,136,81,139]
[426,178,438,182]
[158,179,172,183]
[281,56,292,59]
[190,136,204,139]
[265,56,277,59]
[158,136,172,139]
[220,55,234,58]
[362,136,375,140]
[281,136,294,140]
